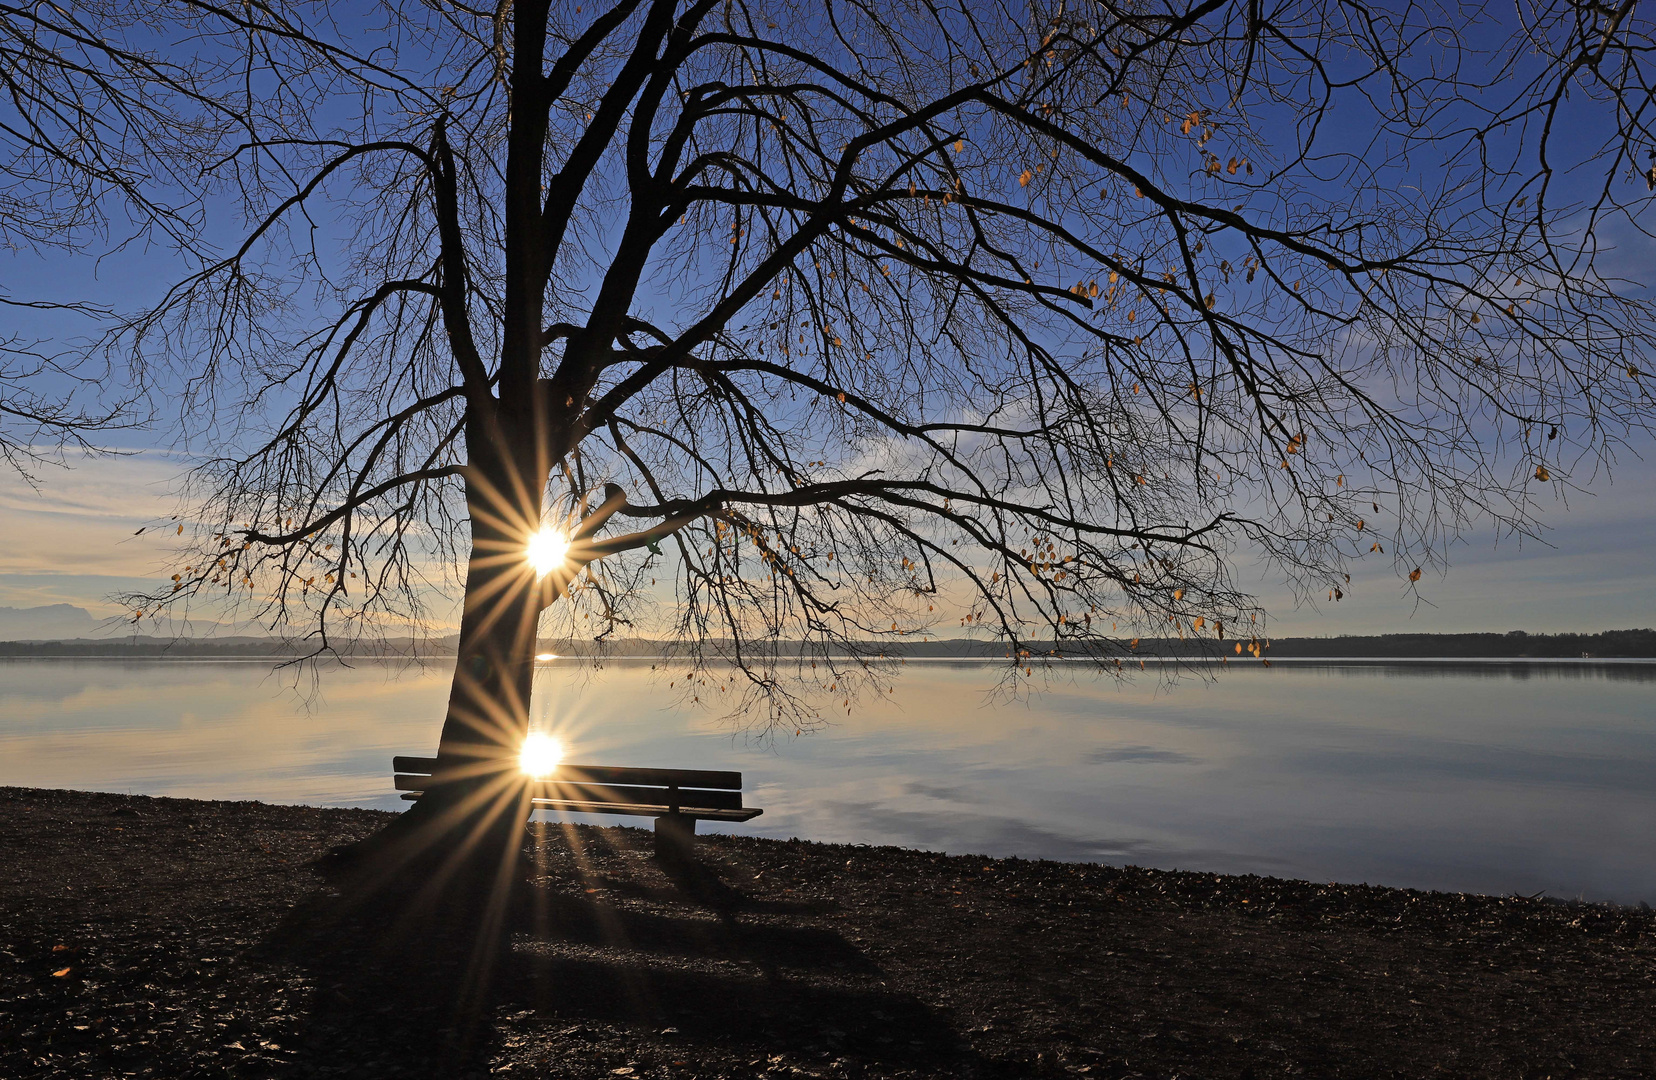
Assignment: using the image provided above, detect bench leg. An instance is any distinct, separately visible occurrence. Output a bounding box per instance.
[654,813,696,863]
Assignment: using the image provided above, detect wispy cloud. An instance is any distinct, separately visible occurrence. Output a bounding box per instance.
[3,435,1651,635]
[1244,441,1656,635]
[0,449,194,610]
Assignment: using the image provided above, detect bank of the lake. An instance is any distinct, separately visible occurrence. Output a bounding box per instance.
[3,787,1653,1080]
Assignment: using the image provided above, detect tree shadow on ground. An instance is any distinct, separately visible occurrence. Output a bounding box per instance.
[255,833,973,1079]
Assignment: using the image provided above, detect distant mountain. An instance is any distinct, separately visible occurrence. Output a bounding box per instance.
[0,604,97,641]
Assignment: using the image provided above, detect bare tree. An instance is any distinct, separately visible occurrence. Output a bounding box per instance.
[0,1,229,476]
[101,0,1653,871]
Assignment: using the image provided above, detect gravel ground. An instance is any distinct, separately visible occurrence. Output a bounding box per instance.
[2,786,1654,1080]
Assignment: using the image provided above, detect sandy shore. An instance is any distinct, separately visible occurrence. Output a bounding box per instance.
[2,786,1653,1079]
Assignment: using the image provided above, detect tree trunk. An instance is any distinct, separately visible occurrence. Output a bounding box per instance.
[428,518,542,784]
[332,458,548,887]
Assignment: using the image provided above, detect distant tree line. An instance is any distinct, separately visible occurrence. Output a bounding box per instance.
[1253,629,1656,660]
[3,629,1652,659]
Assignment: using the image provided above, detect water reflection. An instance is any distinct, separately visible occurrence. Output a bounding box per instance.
[1,657,1652,904]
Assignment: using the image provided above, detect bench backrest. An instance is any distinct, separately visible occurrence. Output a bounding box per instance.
[392,756,746,812]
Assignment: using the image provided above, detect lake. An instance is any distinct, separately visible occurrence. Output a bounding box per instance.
[1,656,1652,904]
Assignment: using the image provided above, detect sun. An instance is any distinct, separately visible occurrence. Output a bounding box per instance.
[519,733,564,778]
[525,527,569,577]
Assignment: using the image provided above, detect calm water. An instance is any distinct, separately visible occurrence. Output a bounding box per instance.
[1,657,1652,904]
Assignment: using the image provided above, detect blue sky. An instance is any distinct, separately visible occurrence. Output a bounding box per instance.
[5,235,1646,638]
[2,4,1653,640]
[2,185,1653,640]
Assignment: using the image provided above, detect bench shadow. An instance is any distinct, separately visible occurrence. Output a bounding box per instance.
[590,866,844,916]
[254,836,974,1078]
[513,884,879,975]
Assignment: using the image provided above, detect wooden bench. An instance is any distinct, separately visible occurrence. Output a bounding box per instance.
[392,756,762,860]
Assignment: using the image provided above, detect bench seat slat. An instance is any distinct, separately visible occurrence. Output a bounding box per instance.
[392,776,747,811]
[557,765,744,790]
[537,782,745,810]
[397,791,762,822]
[391,757,742,791]
[530,799,762,822]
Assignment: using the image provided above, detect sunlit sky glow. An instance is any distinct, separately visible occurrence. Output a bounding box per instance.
[0,442,1652,637]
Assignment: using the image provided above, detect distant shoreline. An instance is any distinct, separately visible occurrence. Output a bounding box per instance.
[1,627,1652,660]
[3,653,1655,668]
